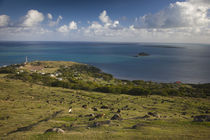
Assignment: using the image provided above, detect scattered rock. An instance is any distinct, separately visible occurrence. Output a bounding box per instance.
[92,122,101,127]
[92,107,98,111]
[142,115,150,119]
[82,105,87,109]
[45,128,65,133]
[182,112,187,115]
[148,112,160,118]
[110,108,114,111]
[89,117,96,121]
[95,113,105,118]
[121,105,128,110]
[0,115,9,120]
[193,115,210,122]
[91,120,111,127]
[132,124,144,129]
[101,105,109,109]
[111,114,122,120]
[85,114,95,117]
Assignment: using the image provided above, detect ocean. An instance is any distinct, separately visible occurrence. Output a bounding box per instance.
[0,41,210,83]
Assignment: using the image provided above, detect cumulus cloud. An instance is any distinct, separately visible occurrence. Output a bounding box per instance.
[48,15,62,27]
[69,21,77,30]
[98,10,120,28]
[57,21,77,32]
[57,25,69,32]
[47,13,53,20]
[138,0,210,28]
[0,15,10,27]
[22,9,44,27]
[0,1,210,43]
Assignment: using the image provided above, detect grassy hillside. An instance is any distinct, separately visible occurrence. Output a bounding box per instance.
[0,78,210,139]
[0,61,210,139]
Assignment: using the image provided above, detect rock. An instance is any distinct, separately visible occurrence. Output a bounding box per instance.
[85,114,95,117]
[111,114,122,120]
[78,115,83,117]
[92,107,98,111]
[110,108,114,111]
[95,113,105,118]
[182,112,187,115]
[121,105,129,110]
[82,105,87,109]
[134,52,150,57]
[101,105,109,109]
[132,124,144,129]
[193,115,210,122]
[142,115,150,119]
[92,122,101,127]
[91,120,111,127]
[0,115,9,120]
[148,112,160,118]
[45,128,65,134]
[89,117,96,121]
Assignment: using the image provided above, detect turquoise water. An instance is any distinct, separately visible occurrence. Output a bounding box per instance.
[0,41,210,83]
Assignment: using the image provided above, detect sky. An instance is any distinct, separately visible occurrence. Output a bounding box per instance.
[0,0,210,43]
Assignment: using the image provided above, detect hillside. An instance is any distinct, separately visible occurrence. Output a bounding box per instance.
[0,61,210,139]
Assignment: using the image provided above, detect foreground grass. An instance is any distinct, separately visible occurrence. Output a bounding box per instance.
[0,75,210,140]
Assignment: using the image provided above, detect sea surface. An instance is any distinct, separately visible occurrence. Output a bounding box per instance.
[0,41,210,83]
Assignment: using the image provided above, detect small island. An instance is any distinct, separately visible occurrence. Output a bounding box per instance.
[134,52,150,57]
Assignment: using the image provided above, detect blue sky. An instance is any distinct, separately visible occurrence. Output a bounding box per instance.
[0,0,209,43]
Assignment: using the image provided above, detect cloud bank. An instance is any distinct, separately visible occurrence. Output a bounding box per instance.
[0,0,209,43]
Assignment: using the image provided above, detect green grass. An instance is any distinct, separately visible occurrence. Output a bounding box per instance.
[0,75,210,140]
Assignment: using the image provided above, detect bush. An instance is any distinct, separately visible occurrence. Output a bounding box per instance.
[0,66,17,74]
[128,87,150,96]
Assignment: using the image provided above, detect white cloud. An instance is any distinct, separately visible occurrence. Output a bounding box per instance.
[0,2,210,43]
[57,21,78,32]
[138,0,210,28]
[49,15,62,27]
[98,10,120,28]
[0,15,10,27]
[69,21,77,30]
[99,10,111,24]
[22,9,44,27]
[57,25,69,32]
[47,13,53,20]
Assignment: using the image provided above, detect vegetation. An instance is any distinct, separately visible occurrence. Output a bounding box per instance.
[0,74,210,139]
[0,61,210,139]
[1,61,209,98]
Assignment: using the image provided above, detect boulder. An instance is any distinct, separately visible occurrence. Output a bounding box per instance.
[101,105,109,109]
[91,120,111,127]
[193,115,210,122]
[82,104,87,109]
[85,114,95,117]
[95,113,105,118]
[148,112,160,118]
[111,114,122,120]
[132,124,144,129]
[45,128,65,133]
[117,109,121,113]
[92,107,98,111]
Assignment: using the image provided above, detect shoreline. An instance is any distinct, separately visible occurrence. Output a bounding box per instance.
[1,60,209,85]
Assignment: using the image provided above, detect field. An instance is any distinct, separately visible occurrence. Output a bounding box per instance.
[0,61,210,139]
[0,76,210,139]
